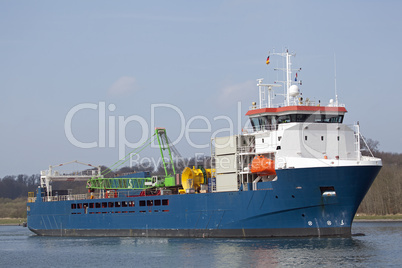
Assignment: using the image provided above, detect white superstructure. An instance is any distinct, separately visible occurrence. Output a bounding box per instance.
[211,50,382,192]
[40,160,102,198]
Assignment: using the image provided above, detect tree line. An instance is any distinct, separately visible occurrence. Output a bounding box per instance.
[357,151,402,215]
[0,174,40,199]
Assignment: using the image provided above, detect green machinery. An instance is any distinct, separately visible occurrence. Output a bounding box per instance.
[87,128,177,190]
[155,128,176,187]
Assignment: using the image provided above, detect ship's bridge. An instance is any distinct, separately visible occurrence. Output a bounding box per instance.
[245,105,347,132]
[210,49,381,194]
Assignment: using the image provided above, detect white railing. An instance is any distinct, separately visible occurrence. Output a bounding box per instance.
[39,190,150,202]
[41,170,98,177]
[361,156,379,162]
[248,102,346,111]
[248,103,284,110]
[237,145,255,154]
[242,125,278,134]
[43,193,89,202]
[27,197,36,203]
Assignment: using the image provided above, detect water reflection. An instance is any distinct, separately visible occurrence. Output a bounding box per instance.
[24,235,370,267]
[1,222,400,267]
[172,237,369,267]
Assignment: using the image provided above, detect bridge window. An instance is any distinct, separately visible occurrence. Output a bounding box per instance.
[139,200,146,207]
[162,199,169,206]
[275,114,344,124]
[154,200,161,206]
[277,115,291,124]
[324,115,344,123]
[250,116,270,131]
[250,117,262,130]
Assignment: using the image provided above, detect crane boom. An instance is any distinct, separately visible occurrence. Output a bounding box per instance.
[155,128,176,177]
[86,128,177,190]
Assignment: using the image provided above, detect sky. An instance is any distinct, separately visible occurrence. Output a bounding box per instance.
[1,0,401,177]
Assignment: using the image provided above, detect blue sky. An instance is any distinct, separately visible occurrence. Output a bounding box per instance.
[1,0,401,177]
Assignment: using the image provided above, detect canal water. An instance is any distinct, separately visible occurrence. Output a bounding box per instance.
[0,221,401,267]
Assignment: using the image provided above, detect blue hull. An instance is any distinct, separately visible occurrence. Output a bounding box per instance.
[27,165,380,237]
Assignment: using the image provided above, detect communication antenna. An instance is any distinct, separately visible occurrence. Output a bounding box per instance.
[334,53,338,106]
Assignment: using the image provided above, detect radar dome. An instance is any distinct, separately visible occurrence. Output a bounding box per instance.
[289,85,300,97]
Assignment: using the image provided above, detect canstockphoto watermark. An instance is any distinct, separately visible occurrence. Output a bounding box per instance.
[64,102,246,158]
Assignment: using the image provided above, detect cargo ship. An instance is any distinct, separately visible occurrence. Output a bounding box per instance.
[27,50,382,237]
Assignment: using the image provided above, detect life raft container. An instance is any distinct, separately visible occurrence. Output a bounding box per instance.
[250,155,276,176]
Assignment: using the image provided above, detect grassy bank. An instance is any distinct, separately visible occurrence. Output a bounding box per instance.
[354,214,402,221]
[0,197,27,218]
[0,218,27,225]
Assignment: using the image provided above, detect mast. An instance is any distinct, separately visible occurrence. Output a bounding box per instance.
[286,51,291,106]
[334,53,339,106]
[271,49,300,106]
[257,79,280,108]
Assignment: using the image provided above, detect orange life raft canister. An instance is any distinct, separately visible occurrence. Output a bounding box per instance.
[250,155,276,176]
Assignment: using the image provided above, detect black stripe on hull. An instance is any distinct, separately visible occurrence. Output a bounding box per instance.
[29,226,351,238]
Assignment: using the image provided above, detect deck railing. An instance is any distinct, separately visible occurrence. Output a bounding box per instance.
[43,193,89,202]
[28,189,153,203]
[27,197,36,203]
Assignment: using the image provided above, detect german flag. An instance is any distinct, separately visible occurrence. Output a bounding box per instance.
[266,56,270,65]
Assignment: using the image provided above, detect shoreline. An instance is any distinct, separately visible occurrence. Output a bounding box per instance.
[354,214,402,222]
[353,219,402,222]
[0,218,27,226]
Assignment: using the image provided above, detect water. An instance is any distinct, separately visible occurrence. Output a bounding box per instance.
[0,222,401,267]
